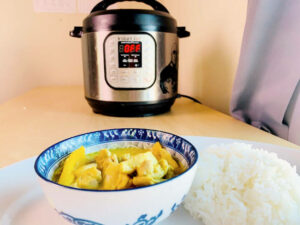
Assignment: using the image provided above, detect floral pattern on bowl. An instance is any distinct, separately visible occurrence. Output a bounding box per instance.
[59,209,163,225]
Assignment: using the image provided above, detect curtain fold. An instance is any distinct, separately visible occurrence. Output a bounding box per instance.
[231,0,300,145]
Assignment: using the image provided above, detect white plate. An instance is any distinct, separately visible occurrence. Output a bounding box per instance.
[1,136,299,225]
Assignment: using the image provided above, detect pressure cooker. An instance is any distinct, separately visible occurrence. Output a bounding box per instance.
[70,0,190,117]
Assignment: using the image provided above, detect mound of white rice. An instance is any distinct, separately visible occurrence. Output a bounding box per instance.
[184,143,300,225]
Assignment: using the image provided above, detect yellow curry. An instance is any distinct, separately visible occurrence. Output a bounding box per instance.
[52,142,185,190]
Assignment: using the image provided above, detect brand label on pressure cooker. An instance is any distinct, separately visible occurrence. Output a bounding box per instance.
[118,41,142,68]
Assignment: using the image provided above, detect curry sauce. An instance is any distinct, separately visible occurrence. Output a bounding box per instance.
[53,142,185,190]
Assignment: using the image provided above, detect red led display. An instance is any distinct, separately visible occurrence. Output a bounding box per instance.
[124,44,141,53]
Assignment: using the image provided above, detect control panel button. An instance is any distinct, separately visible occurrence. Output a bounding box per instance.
[109,76,118,82]
[108,70,118,82]
[120,76,129,83]
[134,76,142,83]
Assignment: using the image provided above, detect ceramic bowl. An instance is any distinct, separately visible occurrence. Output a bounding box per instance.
[34,128,198,225]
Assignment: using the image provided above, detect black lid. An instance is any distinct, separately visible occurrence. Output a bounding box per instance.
[83,9,177,33]
[70,0,190,38]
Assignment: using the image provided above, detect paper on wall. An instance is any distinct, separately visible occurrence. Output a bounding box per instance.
[33,0,77,13]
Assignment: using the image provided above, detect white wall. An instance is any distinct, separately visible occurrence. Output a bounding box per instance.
[0,0,83,104]
[0,0,247,114]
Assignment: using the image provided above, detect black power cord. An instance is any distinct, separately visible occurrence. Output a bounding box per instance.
[177,94,202,104]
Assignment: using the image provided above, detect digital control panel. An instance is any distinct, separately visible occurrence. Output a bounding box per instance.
[104,34,155,89]
[118,41,142,68]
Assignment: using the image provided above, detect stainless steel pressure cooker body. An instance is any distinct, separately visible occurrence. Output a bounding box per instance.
[71,0,190,117]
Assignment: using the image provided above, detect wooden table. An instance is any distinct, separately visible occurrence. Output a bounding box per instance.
[0,86,298,168]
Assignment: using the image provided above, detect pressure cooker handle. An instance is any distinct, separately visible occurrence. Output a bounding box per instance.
[91,0,169,13]
[70,26,83,38]
[177,27,190,38]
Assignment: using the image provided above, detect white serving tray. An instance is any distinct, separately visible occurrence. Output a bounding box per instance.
[1,136,299,225]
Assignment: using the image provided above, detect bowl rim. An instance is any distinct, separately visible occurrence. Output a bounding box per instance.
[34,128,198,192]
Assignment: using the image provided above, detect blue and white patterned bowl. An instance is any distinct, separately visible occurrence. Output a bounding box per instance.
[34,128,198,225]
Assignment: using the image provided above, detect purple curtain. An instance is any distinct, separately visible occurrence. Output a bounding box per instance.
[231,0,300,145]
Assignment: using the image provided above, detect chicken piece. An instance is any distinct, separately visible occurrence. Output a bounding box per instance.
[120,152,158,174]
[159,159,170,172]
[151,160,168,179]
[101,163,131,190]
[159,159,176,179]
[136,159,168,179]
[152,160,171,179]
[120,152,169,185]
[73,163,102,189]
[96,149,131,190]
[151,142,179,170]
[136,160,154,176]
[58,146,87,186]
[95,149,118,171]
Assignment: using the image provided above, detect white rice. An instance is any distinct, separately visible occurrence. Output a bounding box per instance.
[184,143,300,225]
